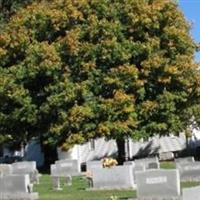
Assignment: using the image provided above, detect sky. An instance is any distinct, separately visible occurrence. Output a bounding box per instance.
[178,0,200,62]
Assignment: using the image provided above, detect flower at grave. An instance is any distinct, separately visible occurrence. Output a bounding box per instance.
[102,158,118,168]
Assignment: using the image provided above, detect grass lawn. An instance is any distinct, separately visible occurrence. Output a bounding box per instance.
[34,162,200,200]
[160,161,176,169]
[34,175,135,200]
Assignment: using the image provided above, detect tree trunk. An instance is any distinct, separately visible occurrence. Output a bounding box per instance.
[41,143,58,169]
[116,138,126,165]
[0,145,3,157]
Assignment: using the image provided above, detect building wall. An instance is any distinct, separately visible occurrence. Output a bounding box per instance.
[57,134,187,162]
[3,128,200,166]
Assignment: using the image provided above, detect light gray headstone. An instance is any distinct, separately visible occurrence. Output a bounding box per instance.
[176,162,200,182]
[0,174,38,200]
[135,169,181,199]
[124,161,135,166]
[183,186,200,200]
[86,160,102,172]
[51,160,81,190]
[123,161,145,182]
[55,159,81,173]
[91,165,136,190]
[51,160,81,177]
[12,161,39,184]
[135,157,160,170]
[12,161,36,174]
[175,156,195,164]
[0,164,12,175]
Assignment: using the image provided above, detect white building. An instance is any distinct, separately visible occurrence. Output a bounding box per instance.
[2,128,200,166]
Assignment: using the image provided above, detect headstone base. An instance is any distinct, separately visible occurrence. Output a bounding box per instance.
[0,192,38,200]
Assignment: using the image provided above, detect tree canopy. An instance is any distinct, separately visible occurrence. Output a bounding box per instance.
[0,0,200,152]
[0,0,35,22]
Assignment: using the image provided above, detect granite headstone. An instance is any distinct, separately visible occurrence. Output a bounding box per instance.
[135,169,181,199]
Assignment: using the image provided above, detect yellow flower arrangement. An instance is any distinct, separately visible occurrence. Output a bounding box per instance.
[102,158,118,168]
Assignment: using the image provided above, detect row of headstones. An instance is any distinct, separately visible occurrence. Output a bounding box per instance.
[87,157,161,191]
[50,158,161,191]
[134,156,200,200]
[87,156,200,199]
[0,161,39,200]
[50,157,200,200]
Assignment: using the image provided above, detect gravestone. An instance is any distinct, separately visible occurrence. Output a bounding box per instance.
[135,157,160,170]
[0,174,38,200]
[182,185,200,200]
[91,165,136,190]
[85,161,103,188]
[175,156,195,164]
[86,160,102,172]
[0,164,12,175]
[135,169,181,199]
[123,161,145,182]
[51,160,81,190]
[55,159,81,173]
[176,162,200,182]
[12,161,36,173]
[159,152,174,161]
[148,162,159,169]
[124,161,135,166]
[51,160,81,177]
[12,161,40,184]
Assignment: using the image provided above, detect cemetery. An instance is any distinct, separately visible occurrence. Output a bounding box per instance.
[1,157,200,199]
[1,0,200,199]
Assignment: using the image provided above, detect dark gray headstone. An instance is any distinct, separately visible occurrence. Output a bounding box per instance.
[135,169,180,199]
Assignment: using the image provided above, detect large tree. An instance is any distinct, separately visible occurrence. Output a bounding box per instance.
[0,0,35,22]
[0,0,200,163]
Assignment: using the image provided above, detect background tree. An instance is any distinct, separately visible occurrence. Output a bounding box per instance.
[0,0,200,164]
[0,0,35,22]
